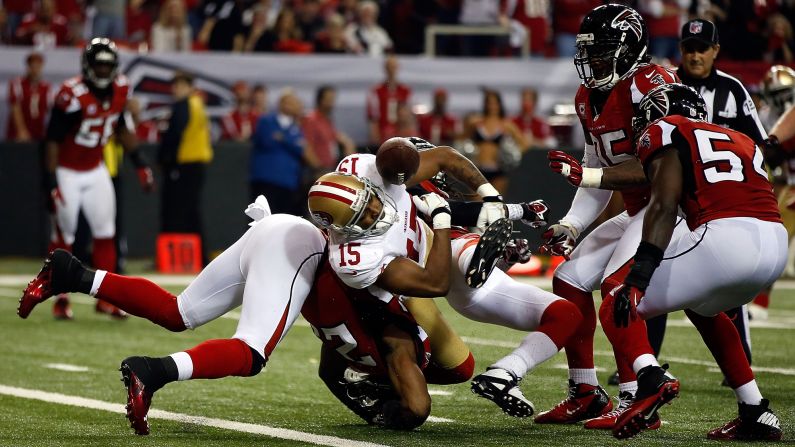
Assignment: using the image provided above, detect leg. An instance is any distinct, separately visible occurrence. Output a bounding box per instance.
[724,306,752,364]
[380,324,431,430]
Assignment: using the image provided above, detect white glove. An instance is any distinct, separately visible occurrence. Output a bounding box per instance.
[412,193,451,230]
[539,220,580,259]
[475,183,505,231]
[244,195,272,226]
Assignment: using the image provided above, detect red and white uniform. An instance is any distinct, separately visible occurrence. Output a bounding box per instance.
[302,260,429,377]
[556,64,688,292]
[366,82,411,141]
[6,75,50,140]
[627,117,786,317]
[50,75,132,245]
[221,109,258,141]
[15,13,70,48]
[417,113,459,147]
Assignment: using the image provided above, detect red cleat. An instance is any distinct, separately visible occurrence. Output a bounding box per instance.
[19,249,80,319]
[534,380,613,424]
[52,295,74,320]
[584,391,661,430]
[120,360,153,435]
[96,299,128,319]
[613,365,679,439]
[707,399,782,441]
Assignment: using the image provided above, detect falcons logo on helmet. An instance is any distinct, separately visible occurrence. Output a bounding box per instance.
[611,9,644,40]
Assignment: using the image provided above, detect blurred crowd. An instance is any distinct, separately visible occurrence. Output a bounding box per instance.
[1,0,794,61]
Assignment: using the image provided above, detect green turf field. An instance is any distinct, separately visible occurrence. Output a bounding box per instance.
[0,270,793,446]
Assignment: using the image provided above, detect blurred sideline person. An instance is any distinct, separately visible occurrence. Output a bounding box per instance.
[6,52,49,142]
[302,85,355,171]
[417,88,459,147]
[44,38,153,320]
[158,71,212,257]
[366,55,411,146]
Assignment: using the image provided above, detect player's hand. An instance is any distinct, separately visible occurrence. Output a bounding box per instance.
[548,150,584,186]
[412,193,451,230]
[48,188,64,213]
[762,135,785,169]
[538,221,579,259]
[476,183,504,231]
[610,283,644,328]
[136,167,155,193]
[521,199,549,228]
[407,136,435,150]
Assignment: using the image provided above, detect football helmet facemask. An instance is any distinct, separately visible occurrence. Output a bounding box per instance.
[82,38,119,90]
[763,65,795,117]
[575,4,649,91]
[308,172,398,239]
[632,83,708,136]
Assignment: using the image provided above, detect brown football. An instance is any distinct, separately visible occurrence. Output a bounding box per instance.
[375,137,420,185]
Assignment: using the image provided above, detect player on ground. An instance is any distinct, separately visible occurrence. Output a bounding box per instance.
[309,139,582,419]
[536,4,683,427]
[45,38,154,319]
[602,83,785,440]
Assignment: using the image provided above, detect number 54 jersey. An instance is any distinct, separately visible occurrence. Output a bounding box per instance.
[51,75,132,171]
[637,115,781,230]
[329,153,429,303]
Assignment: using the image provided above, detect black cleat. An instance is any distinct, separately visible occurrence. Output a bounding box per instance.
[465,218,513,288]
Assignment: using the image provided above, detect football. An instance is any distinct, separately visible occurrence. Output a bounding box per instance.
[375,137,420,185]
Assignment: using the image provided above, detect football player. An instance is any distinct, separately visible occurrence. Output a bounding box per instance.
[601,83,785,440]
[536,4,685,428]
[308,140,582,419]
[44,38,154,319]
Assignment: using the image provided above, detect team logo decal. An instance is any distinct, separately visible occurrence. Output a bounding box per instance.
[640,133,651,149]
[578,103,586,116]
[312,211,334,227]
[689,21,703,34]
[611,9,644,40]
[649,74,665,85]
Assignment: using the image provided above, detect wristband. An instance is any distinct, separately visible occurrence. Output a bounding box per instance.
[625,241,664,290]
[477,183,502,200]
[580,167,603,188]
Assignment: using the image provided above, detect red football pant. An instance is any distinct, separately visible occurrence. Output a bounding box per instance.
[686,310,754,388]
[553,277,596,369]
[424,352,475,384]
[95,273,186,331]
[599,279,654,376]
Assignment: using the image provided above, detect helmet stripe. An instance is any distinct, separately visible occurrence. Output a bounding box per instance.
[308,190,353,205]
[315,180,358,195]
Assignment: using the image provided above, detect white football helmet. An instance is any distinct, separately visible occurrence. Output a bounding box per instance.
[308,172,398,238]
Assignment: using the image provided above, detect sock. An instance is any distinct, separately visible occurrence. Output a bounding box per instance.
[685,309,754,388]
[92,238,117,273]
[553,277,596,369]
[493,332,559,378]
[169,351,194,381]
[185,338,259,379]
[618,381,638,396]
[95,273,186,331]
[424,352,475,385]
[598,279,655,376]
[734,380,764,405]
[632,354,660,374]
[569,368,599,387]
[123,355,179,392]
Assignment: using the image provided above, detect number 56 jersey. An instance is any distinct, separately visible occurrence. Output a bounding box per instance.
[50,75,132,171]
[329,153,429,303]
[637,115,781,230]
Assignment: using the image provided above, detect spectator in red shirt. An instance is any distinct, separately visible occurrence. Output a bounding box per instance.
[221,81,259,142]
[417,88,459,147]
[552,0,601,57]
[15,0,70,48]
[639,0,687,61]
[3,0,33,42]
[366,55,411,146]
[512,87,555,149]
[302,85,355,170]
[127,0,153,45]
[504,0,550,57]
[7,52,50,142]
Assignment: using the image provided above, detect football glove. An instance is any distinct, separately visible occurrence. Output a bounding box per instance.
[520,199,549,228]
[476,183,505,231]
[412,192,451,229]
[548,150,604,188]
[539,221,579,259]
[136,166,155,192]
[610,283,644,328]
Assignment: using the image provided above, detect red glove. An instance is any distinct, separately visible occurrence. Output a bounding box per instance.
[548,150,584,187]
[610,283,644,328]
[137,166,155,192]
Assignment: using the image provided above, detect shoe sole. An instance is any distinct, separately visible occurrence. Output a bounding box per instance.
[613,380,679,439]
[471,378,534,418]
[120,364,150,436]
[18,256,55,319]
[465,219,513,288]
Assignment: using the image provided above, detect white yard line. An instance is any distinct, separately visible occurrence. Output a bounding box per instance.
[44,363,90,372]
[428,389,453,396]
[0,384,391,447]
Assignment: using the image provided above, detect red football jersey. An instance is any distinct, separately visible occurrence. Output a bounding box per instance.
[7,76,50,140]
[574,63,679,215]
[638,116,781,230]
[301,260,429,378]
[417,113,459,146]
[366,82,411,140]
[53,76,132,171]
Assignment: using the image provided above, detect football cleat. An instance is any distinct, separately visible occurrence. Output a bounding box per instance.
[607,370,620,386]
[96,299,128,319]
[707,399,782,441]
[584,391,661,430]
[465,218,513,288]
[120,358,154,436]
[534,380,613,424]
[471,367,535,417]
[613,365,679,439]
[52,295,74,320]
[18,249,80,319]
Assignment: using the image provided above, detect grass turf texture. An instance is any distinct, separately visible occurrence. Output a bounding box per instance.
[0,271,793,446]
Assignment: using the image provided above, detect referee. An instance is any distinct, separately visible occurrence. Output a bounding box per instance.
[650,18,764,371]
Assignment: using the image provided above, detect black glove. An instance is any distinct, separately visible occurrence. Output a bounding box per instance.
[763,135,785,169]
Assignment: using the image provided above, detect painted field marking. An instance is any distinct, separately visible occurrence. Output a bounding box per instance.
[0,384,390,447]
[428,389,453,396]
[44,363,90,372]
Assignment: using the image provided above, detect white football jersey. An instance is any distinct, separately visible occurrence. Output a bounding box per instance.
[328,154,428,302]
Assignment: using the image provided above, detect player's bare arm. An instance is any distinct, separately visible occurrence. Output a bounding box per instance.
[642,148,683,250]
[600,159,648,189]
[407,146,490,193]
[381,324,431,429]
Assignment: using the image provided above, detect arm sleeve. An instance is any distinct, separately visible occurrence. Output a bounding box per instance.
[45,107,81,143]
[733,83,768,145]
[158,99,189,164]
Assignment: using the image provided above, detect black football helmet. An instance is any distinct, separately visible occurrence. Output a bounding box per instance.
[574,4,650,91]
[632,83,708,135]
[82,38,119,90]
